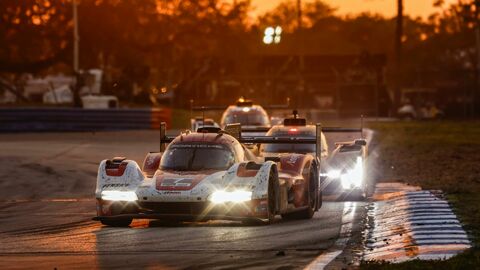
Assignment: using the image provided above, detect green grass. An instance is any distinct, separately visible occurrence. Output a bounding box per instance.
[361,120,480,269]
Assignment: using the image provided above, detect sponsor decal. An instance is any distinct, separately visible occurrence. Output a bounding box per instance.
[102,183,130,188]
[162,191,182,194]
[161,178,194,187]
[286,155,300,166]
[171,144,224,149]
[157,174,205,191]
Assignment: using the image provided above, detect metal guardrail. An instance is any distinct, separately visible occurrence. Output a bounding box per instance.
[0,108,171,132]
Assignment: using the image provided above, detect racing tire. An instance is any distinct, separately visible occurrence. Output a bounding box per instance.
[100,218,132,227]
[316,176,324,210]
[242,166,278,226]
[281,166,317,220]
[265,166,279,224]
[315,165,322,211]
[298,165,317,219]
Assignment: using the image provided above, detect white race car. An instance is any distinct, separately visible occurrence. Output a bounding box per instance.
[93,123,323,226]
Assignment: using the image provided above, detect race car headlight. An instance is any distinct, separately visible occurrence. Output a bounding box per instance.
[101,190,138,201]
[209,190,252,204]
[340,157,364,189]
[326,169,341,179]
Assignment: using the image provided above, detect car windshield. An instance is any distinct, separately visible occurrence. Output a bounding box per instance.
[261,130,316,154]
[223,110,270,126]
[160,144,235,171]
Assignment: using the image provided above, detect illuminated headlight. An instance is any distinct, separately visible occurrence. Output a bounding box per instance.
[326,170,341,179]
[340,157,364,189]
[209,190,252,204]
[101,190,138,201]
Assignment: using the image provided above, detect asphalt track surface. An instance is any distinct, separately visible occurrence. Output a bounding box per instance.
[0,130,372,269]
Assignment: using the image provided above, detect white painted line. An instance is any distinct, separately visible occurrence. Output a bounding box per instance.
[304,250,343,270]
[304,202,357,270]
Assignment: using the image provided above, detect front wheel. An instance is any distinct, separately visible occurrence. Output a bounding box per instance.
[297,166,317,219]
[100,218,132,227]
[265,166,279,224]
[244,168,278,226]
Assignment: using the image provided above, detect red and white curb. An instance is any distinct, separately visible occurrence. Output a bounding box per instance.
[363,183,471,262]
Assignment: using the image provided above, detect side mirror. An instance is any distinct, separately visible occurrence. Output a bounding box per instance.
[354,139,367,146]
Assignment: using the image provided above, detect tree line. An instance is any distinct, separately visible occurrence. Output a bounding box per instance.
[0,0,478,111]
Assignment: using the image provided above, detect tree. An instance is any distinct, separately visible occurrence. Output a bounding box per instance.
[258,0,336,32]
[0,0,71,73]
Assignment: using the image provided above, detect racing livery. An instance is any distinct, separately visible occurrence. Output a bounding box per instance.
[259,111,368,199]
[93,123,322,226]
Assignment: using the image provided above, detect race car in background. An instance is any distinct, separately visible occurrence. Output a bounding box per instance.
[93,122,323,227]
[190,117,220,132]
[323,138,368,199]
[220,98,271,130]
[259,110,328,159]
[258,110,368,200]
[192,97,290,135]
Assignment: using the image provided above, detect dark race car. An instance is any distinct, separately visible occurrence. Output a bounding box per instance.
[323,138,368,199]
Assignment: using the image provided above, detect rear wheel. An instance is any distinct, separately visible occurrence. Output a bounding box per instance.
[298,166,317,219]
[282,166,317,220]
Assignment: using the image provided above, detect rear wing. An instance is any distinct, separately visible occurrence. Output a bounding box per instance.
[160,122,363,160]
[240,126,363,137]
[159,122,323,164]
[230,123,323,164]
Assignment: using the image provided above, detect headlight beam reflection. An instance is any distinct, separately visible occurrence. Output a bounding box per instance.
[101,190,138,201]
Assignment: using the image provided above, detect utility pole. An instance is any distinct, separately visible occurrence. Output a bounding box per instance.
[72,0,81,107]
[393,0,403,115]
[475,0,480,116]
[73,0,79,73]
[297,0,305,108]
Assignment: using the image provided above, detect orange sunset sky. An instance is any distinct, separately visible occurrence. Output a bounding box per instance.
[251,0,457,18]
